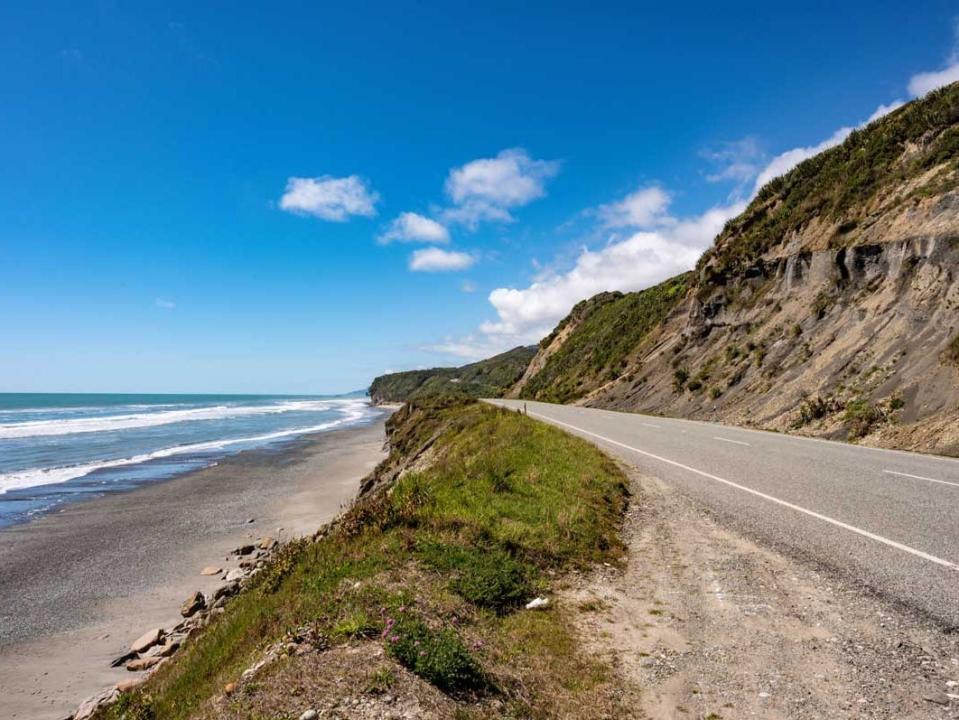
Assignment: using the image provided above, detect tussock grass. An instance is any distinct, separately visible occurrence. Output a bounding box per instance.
[101,401,629,719]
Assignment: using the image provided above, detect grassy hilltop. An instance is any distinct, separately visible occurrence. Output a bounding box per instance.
[368,346,536,403]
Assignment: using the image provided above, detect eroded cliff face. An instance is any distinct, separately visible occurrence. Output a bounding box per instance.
[517,84,959,455]
[582,220,959,455]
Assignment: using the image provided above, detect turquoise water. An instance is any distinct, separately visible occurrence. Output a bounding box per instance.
[0,392,380,527]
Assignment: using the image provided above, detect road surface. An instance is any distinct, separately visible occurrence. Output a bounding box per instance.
[487,399,959,627]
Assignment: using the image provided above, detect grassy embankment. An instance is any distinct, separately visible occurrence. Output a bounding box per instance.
[102,399,630,719]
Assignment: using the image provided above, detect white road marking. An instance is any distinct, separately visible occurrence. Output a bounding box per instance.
[713,436,751,446]
[520,408,959,572]
[883,469,959,489]
[641,422,661,429]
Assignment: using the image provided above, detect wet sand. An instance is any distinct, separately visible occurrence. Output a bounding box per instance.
[0,416,388,719]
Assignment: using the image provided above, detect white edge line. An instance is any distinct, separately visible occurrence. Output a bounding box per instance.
[884,469,959,489]
[526,400,959,467]
[641,422,661,429]
[517,408,959,572]
[713,436,751,446]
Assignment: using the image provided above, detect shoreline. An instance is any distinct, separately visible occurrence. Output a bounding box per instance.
[0,417,389,720]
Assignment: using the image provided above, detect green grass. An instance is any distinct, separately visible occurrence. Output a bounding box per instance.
[100,401,628,719]
[520,273,691,403]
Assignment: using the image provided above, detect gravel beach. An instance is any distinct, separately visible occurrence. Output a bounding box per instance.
[0,416,388,719]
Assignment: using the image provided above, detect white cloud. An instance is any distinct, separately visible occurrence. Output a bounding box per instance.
[908,62,959,97]
[409,247,476,272]
[432,195,745,358]
[378,212,449,244]
[442,148,559,228]
[155,298,175,309]
[461,280,477,293]
[702,138,766,191]
[279,175,378,221]
[597,186,672,228]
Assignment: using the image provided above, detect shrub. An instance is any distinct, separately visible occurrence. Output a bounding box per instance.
[673,368,689,392]
[796,396,832,426]
[687,379,703,392]
[709,386,723,400]
[451,551,532,614]
[418,542,533,614]
[812,291,833,319]
[384,614,485,694]
[844,399,883,439]
[889,395,905,411]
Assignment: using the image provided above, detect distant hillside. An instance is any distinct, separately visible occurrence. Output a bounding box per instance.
[369,345,536,403]
[515,83,959,455]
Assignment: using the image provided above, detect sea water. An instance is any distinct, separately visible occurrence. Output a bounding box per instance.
[0,393,380,527]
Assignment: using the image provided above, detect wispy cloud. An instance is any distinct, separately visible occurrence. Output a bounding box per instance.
[461,280,478,293]
[441,148,560,228]
[409,247,476,272]
[596,186,672,228]
[378,212,449,244]
[279,175,379,221]
[155,298,176,309]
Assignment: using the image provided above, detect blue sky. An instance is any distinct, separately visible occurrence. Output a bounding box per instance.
[2,2,958,393]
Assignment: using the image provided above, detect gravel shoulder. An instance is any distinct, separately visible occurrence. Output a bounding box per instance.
[566,464,959,719]
[0,417,388,720]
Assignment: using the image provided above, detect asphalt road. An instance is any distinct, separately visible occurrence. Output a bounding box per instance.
[487,399,959,627]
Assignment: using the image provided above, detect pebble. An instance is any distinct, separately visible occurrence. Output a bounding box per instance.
[525,596,550,610]
[923,691,950,705]
[299,711,318,720]
[200,566,222,576]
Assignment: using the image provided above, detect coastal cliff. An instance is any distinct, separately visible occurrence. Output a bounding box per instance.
[515,82,959,455]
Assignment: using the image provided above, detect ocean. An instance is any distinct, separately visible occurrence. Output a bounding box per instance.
[0,392,381,527]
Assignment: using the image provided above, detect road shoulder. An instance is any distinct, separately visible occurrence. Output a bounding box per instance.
[563,464,959,719]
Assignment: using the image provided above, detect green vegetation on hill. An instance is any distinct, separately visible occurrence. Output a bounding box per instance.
[520,273,691,403]
[102,399,630,719]
[368,346,536,403]
[700,83,959,278]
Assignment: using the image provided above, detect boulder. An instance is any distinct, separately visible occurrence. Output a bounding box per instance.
[115,677,146,692]
[180,591,206,617]
[525,596,550,610]
[74,688,119,720]
[259,536,277,550]
[200,566,222,576]
[110,650,138,668]
[130,627,165,653]
[126,656,162,672]
[157,640,180,657]
[213,580,239,600]
[225,568,246,582]
[224,682,237,695]
[299,711,319,720]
